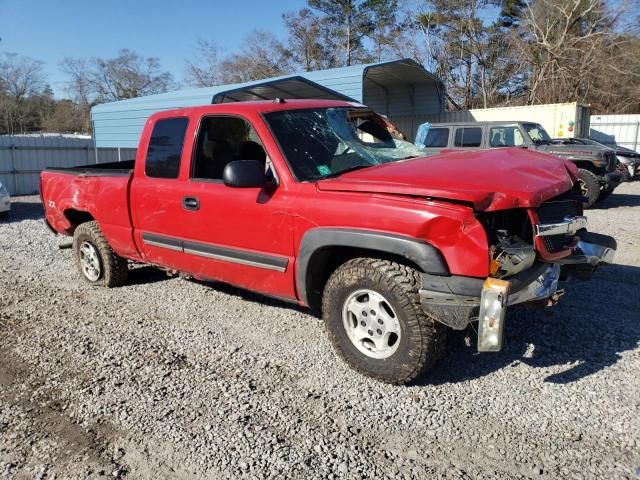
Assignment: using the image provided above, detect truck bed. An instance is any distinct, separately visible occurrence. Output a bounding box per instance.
[44,160,135,176]
[40,161,139,259]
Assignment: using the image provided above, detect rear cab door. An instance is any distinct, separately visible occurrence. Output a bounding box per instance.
[130,114,194,271]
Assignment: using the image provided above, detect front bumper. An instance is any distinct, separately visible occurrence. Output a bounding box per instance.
[418,232,616,331]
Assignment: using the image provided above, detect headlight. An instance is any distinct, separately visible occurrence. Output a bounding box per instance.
[0,183,8,196]
[477,278,510,352]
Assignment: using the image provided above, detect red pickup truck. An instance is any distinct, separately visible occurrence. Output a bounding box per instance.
[40,99,616,384]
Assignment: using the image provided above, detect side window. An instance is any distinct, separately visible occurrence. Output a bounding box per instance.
[145,117,188,178]
[192,116,267,180]
[454,127,482,147]
[489,127,524,147]
[424,128,449,147]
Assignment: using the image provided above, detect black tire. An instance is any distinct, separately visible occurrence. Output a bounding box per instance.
[72,221,128,287]
[322,257,446,385]
[577,169,600,208]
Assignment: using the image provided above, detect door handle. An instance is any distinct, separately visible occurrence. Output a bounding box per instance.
[182,196,200,211]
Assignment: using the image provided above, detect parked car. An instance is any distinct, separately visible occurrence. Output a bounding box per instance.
[40,99,616,384]
[613,146,640,180]
[0,181,10,217]
[551,137,640,181]
[417,121,622,207]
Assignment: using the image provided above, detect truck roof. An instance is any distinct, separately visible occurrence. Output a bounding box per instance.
[149,99,365,120]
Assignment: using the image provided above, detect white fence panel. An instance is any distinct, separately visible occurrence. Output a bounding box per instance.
[590,114,640,151]
[0,135,136,195]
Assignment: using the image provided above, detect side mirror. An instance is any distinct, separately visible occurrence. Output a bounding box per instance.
[223,160,268,188]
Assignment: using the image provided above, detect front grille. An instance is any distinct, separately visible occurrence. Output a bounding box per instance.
[477,208,533,244]
[536,200,578,223]
[543,234,572,252]
[536,199,580,253]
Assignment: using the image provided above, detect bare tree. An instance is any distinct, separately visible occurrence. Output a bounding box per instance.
[282,8,337,71]
[0,52,47,133]
[585,32,640,113]
[42,99,87,133]
[219,31,291,83]
[58,50,175,133]
[513,0,624,105]
[366,0,403,62]
[308,0,392,66]
[59,57,93,132]
[184,38,221,87]
[415,0,506,109]
[87,49,175,102]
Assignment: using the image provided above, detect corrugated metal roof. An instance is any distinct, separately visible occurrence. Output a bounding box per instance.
[92,58,445,148]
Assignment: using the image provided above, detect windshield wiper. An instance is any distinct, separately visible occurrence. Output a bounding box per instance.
[320,164,371,179]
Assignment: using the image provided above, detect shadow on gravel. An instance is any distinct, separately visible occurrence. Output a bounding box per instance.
[0,200,43,223]
[127,265,173,286]
[194,279,310,315]
[421,263,640,387]
[590,191,640,210]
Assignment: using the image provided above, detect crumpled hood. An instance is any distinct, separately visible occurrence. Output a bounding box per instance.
[316,148,576,211]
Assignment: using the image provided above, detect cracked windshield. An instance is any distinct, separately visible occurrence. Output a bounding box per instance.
[265,108,426,181]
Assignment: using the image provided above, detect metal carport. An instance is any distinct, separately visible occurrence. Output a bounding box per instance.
[91,58,445,149]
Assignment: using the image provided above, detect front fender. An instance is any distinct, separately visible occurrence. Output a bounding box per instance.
[296,228,449,306]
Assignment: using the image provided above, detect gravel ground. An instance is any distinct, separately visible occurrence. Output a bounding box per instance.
[1,183,639,480]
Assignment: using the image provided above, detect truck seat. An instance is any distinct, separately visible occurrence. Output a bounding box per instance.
[196,139,234,179]
[237,141,266,167]
[491,131,505,146]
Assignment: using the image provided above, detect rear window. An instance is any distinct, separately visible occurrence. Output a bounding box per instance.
[454,127,482,147]
[145,117,189,178]
[423,128,449,147]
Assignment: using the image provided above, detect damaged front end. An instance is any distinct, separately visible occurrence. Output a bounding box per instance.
[419,195,616,351]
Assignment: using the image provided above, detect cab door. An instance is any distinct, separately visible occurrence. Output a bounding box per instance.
[130,115,195,271]
[172,114,296,300]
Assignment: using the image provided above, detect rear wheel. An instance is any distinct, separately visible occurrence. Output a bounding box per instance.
[72,221,128,287]
[577,169,600,208]
[322,257,446,384]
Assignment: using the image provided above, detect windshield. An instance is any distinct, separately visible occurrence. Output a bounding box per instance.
[523,123,551,143]
[264,107,426,181]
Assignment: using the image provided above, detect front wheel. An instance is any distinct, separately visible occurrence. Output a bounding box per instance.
[322,258,446,384]
[72,221,128,287]
[577,169,600,208]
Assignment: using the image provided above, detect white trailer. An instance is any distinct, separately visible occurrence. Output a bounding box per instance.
[424,102,591,139]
